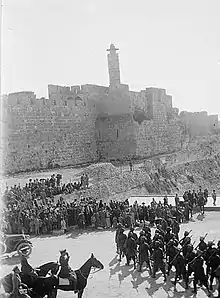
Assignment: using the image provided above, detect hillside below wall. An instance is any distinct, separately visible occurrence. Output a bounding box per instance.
[70,154,220,202]
[3,105,98,174]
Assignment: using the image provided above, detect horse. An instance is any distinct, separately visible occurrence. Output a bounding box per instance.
[0,272,43,298]
[35,262,60,276]
[21,253,104,298]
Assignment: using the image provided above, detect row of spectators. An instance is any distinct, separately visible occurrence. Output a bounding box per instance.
[3,173,89,201]
[1,171,214,235]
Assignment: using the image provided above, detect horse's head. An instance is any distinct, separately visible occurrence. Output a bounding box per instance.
[90,253,104,270]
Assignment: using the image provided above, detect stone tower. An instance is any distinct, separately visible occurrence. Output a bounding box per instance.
[107,44,121,89]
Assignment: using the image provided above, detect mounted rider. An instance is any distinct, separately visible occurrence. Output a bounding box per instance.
[20,256,39,278]
[58,249,77,288]
[1,266,31,298]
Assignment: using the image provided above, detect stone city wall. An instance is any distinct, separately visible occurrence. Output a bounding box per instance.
[3,94,98,174]
[96,113,136,161]
[2,83,217,174]
[134,121,183,157]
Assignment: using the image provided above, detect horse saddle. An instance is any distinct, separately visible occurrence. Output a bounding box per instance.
[59,278,71,286]
[59,271,77,286]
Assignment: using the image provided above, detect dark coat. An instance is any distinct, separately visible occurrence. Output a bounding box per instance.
[139,242,150,263]
[125,237,137,258]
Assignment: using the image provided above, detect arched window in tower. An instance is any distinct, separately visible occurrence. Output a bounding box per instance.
[116,129,119,138]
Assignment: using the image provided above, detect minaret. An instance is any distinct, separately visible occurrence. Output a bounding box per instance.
[107,44,121,89]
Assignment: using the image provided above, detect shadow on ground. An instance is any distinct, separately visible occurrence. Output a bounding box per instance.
[108,255,217,298]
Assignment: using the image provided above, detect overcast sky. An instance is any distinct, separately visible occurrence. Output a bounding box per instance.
[2,0,220,116]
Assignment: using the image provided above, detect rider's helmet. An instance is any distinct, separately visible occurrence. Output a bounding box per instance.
[60,249,67,255]
[200,236,205,241]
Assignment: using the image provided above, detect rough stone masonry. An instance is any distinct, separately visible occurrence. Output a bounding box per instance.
[1,44,219,174]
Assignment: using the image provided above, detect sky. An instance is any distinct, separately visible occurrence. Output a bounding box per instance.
[2,0,220,117]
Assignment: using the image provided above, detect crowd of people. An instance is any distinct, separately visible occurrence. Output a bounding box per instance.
[0,178,220,297]
[1,199,220,297]
[0,170,218,237]
[1,173,89,235]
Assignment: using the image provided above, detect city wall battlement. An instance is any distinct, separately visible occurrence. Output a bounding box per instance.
[1,44,219,174]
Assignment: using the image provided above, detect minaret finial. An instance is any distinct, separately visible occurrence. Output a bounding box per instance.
[106,44,121,88]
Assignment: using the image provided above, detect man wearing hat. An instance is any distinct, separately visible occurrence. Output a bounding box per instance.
[115,223,123,254]
[166,239,179,276]
[117,228,127,262]
[124,232,137,268]
[143,222,151,236]
[180,231,191,257]
[190,250,211,296]
[20,256,39,278]
[198,236,208,252]
[138,236,152,274]
[164,227,173,245]
[128,227,138,242]
[59,249,77,289]
[1,266,30,298]
[152,241,167,281]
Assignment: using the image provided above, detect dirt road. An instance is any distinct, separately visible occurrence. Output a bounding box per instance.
[1,212,220,298]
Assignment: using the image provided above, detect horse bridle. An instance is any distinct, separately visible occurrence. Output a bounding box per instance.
[78,267,102,280]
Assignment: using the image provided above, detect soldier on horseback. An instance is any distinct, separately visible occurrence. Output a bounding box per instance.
[58,249,77,289]
[20,256,39,278]
[1,266,31,298]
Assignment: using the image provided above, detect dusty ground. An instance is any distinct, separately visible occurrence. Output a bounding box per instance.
[1,212,220,298]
